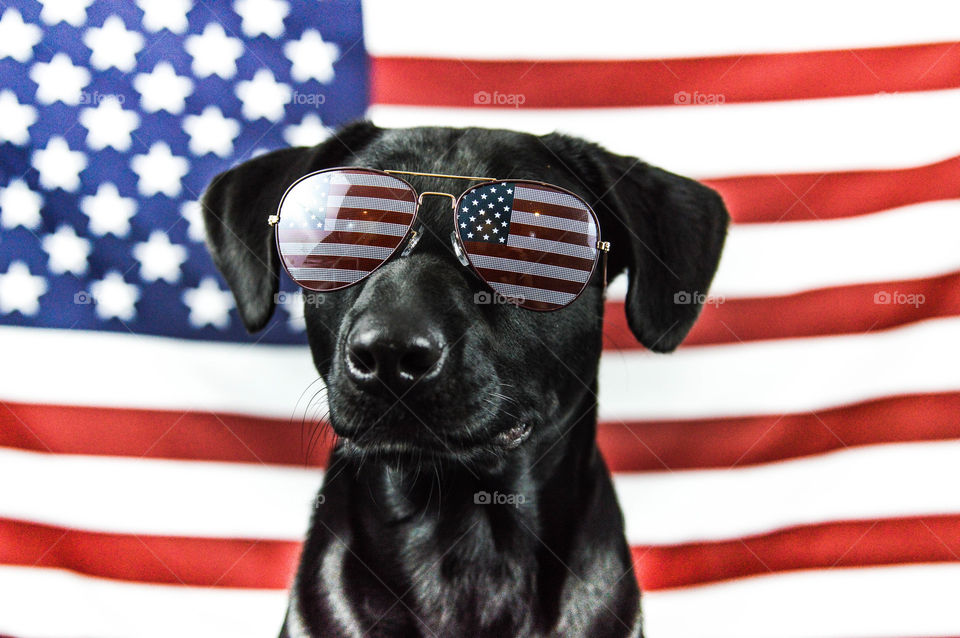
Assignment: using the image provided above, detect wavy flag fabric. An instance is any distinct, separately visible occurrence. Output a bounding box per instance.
[1,1,959,636]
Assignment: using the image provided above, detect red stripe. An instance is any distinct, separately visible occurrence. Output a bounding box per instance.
[706,155,960,224]
[476,267,587,295]
[633,514,960,591]
[4,392,960,471]
[0,517,299,589]
[3,513,958,592]
[511,197,592,223]
[370,42,960,108]
[598,392,960,471]
[505,221,592,244]
[603,270,960,349]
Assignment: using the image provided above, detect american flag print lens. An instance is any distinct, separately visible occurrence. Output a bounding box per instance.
[276,170,417,291]
[456,181,599,311]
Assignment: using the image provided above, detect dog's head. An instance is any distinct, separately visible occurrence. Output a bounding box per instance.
[202,122,728,464]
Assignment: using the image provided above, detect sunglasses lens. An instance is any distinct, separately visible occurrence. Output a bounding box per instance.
[276,170,417,291]
[456,181,599,310]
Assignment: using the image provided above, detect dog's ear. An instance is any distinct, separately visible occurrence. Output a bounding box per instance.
[201,121,382,332]
[541,133,729,352]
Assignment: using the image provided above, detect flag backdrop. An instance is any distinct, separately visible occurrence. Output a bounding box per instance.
[1,1,960,636]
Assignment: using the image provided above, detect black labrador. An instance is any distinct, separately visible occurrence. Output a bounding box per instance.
[202,122,728,637]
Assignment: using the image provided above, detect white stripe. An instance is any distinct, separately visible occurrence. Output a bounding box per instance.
[287,266,370,282]
[0,447,321,539]
[330,171,409,188]
[488,281,576,306]
[325,194,415,214]
[3,316,960,421]
[277,242,395,260]
[598,315,960,420]
[0,565,287,638]
[470,253,591,283]
[362,0,960,58]
[643,564,960,638]
[3,441,960,546]
[607,198,960,300]
[322,218,410,236]
[619,440,960,545]
[369,89,960,178]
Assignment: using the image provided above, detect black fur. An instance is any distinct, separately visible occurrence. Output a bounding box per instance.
[202,122,729,637]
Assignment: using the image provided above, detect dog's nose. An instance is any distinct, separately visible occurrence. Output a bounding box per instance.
[345,317,446,394]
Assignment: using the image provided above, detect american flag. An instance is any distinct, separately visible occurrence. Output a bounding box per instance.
[458,181,599,310]
[1,1,959,637]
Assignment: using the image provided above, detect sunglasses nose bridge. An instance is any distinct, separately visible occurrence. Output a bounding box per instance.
[417,191,457,209]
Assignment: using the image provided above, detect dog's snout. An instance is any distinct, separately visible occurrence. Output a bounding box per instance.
[345,317,446,394]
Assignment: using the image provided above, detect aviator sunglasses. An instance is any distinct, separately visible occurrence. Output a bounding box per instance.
[268,168,611,311]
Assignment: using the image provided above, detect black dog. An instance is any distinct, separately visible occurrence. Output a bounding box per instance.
[202,122,728,637]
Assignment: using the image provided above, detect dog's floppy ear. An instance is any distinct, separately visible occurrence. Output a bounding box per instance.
[541,133,729,352]
[201,121,382,332]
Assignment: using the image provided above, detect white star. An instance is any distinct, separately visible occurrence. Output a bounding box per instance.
[284,29,337,83]
[461,206,468,212]
[0,8,43,62]
[81,183,136,236]
[476,225,482,231]
[498,197,504,202]
[0,179,43,230]
[79,97,139,151]
[494,212,501,218]
[32,137,86,191]
[137,0,191,33]
[184,22,243,79]
[39,0,93,26]
[460,222,466,228]
[489,187,497,192]
[472,200,478,205]
[492,227,498,234]
[499,238,505,243]
[487,203,494,208]
[83,15,144,71]
[183,106,240,157]
[183,277,234,329]
[283,112,329,147]
[131,142,189,197]
[234,0,288,38]
[132,230,187,283]
[90,271,140,321]
[235,69,290,121]
[467,232,473,238]
[0,261,47,316]
[501,221,507,227]
[469,216,476,222]
[180,200,205,242]
[134,62,193,114]
[42,225,91,275]
[30,53,90,105]
[0,90,37,144]
[481,193,487,199]
[483,234,489,240]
